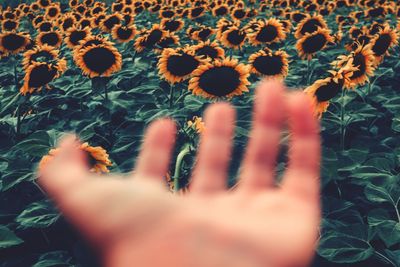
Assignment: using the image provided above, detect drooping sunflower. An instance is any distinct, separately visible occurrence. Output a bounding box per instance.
[294,14,328,39]
[39,142,112,173]
[75,43,122,78]
[370,25,399,64]
[333,44,375,89]
[155,32,180,52]
[20,60,67,95]
[2,19,19,32]
[0,32,30,55]
[192,40,225,60]
[296,28,334,60]
[22,44,59,71]
[304,72,346,118]
[188,58,250,99]
[36,30,62,47]
[248,48,289,79]
[158,47,203,84]
[65,26,92,49]
[111,25,136,43]
[100,13,123,33]
[161,18,184,32]
[248,18,286,46]
[220,26,247,49]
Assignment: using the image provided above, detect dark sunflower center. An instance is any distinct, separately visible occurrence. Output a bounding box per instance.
[196,46,219,59]
[92,7,103,14]
[252,55,284,76]
[166,53,199,77]
[34,16,44,25]
[70,31,87,46]
[215,6,228,16]
[198,29,212,40]
[2,33,26,51]
[145,29,163,47]
[3,20,18,31]
[300,19,322,35]
[116,27,133,40]
[164,20,181,32]
[28,64,57,88]
[4,12,15,20]
[40,32,60,46]
[48,8,58,17]
[256,25,278,43]
[351,53,367,79]
[293,13,306,23]
[104,16,121,30]
[40,0,50,7]
[227,30,245,45]
[198,66,241,97]
[301,33,327,54]
[113,3,123,11]
[82,46,117,74]
[39,22,52,32]
[233,9,246,19]
[372,34,392,56]
[62,18,74,31]
[191,7,204,17]
[315,79,343,102]
[351,29,362,39]
[368,7,385,17]
[80,19,91,28]
[161,10,175,18]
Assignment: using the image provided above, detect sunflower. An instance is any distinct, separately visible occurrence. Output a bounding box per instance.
[2,19,19,32]
[188,6,206,19]
[333,44,375,89]
[189,26,215,42]
[134,24,166,52]
[65,26,92,49]
[75,44,122,78]
[155,32,180,52]
[22,44,59,71]
[220,26,246,49]
[45,4,61,20]
[159,8,175,19]
[20,60,67,95]
[161,18,184,32]
[0,32,30,55]
[158,47,202,84]
[79,18,92,29]
[100,13,123,33]
[32,15,45,28]
[294,15,328,39]
[111,25,136,43]
[248,48,289,79]
[296,28,334,60]
[72,35,111,63]
[291,11,307,23]
[248,18,286,45]
[212,4,229,16]
[231,7,247,21]
[69,0,79,8]
[370,25,399,63]
[37,0,51,8]
[37,21,53,32]
[192,40,225,60]
[187,116,205,133]
[58,14,76,32]
[304,72,345,118]
[188,58,250,99]
[91,13,107,28]
[39,142,112,173]
[36,30,62,47]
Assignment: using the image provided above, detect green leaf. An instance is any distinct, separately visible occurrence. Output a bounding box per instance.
[16,200,60,229]
[32,251,73,267]
[13,131,52,157]
[318,231,374,263]
[1,171,33,191]
[364,178,400,204]
[0,225,23,248]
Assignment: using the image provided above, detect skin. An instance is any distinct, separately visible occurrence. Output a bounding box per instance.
[38,79,321,267]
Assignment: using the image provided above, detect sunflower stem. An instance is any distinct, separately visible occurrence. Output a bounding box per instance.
[340,88,346,151]
[173,144,191,193]
[306,58,311,84]
[169,84,174,108]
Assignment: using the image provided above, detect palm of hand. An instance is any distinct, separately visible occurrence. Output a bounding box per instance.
[39,80,321,267]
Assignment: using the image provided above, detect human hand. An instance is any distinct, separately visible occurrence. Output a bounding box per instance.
[38,79,321,267]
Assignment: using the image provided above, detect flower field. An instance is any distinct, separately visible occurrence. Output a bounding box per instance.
[0,0,400,266]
